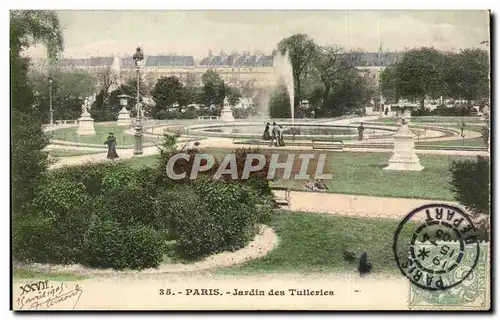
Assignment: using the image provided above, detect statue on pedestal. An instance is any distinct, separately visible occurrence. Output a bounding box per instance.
[220,96,235,122]
[77,95,96,136]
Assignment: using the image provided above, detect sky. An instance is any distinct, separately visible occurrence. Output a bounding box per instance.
[25,10,490,60]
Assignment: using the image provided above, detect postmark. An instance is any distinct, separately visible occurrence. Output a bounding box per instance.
[393,204,481,291]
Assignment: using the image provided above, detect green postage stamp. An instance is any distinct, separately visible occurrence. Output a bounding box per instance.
[409,242,490,310]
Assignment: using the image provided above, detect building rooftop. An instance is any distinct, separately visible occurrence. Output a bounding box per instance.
[53,51,404,69]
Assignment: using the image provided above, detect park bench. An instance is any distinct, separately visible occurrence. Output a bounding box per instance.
[198,116,220,120]
[312,139,344,151]
[271,187,291,208]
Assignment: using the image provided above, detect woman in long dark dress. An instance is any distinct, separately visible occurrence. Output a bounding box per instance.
[104,132,119,159]
[262,122,271,140]
[277,125,285,146]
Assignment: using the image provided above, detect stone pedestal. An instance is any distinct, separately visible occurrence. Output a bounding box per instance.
[76,111,96,136]
[220,106,235,122]
[116,106,132,126]
[384,124,424,171]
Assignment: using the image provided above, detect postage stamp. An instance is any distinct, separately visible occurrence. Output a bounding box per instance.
[392,203,490,310]
[10,10,491,311]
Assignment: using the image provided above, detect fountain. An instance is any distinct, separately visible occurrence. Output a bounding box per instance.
[273,51,295,126]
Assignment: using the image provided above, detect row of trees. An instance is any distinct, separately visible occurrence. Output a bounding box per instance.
[28,65,250,122]
[149,70,243,119]
[380,47,489,109]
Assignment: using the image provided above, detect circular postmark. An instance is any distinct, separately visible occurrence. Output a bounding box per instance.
[393,204,480,291]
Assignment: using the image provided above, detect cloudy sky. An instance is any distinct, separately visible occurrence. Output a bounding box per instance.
[25,10,490,59]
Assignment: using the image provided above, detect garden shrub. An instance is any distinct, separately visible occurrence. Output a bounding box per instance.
[193,178,269,252]
[82,215,128,270]
[48,162,115,196]
[449,156,490,217]
[32,177,88,217]
[449,156,490,239]
[158,185,220,258]
[104,185,162,228]
[13,175,96,264]
[122,224,165,270]
[101,164,140,193]
[159,178,273,259]
[12,213,57,263]
[80,204,165,270]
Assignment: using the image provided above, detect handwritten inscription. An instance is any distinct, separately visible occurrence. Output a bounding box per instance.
[16,280,83,310]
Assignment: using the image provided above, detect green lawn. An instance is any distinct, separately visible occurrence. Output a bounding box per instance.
[218,212,412,275]
[417,137,486,148]
[49,124,161,146]
[13,268,87,281]
[47,149,105,157]
[124,148,477,201]
[374,117,485,124]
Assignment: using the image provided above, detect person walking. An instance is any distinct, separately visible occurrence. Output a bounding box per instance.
[277,125,285,147]
[269,122,278,147]
[104,132,119,160]
[460,120,466,137]
[262,122,271,140]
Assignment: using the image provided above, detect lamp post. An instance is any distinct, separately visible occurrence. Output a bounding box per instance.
[48,76,53,125]
[132,47,144,156]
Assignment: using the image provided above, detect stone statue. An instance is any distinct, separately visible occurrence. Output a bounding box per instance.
[81,98,89,114]
[223,96,230,108]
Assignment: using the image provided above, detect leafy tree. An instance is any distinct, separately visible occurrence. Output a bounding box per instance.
[201,69,226,107]
[379,65,400,103]
[94,66,119,110]
[321,70,367,117]
[151,76,186,116]
[268,84,292,118]
[29,68,96,121]
[312,45,361,109]
[184,73,198,88]
[107,78,147,119]
[227,86,242,106]
[184,85,203,105]
[277,34,316,114]
[11,10,63,215]
[395,47,447,106]
[445,49,489,108]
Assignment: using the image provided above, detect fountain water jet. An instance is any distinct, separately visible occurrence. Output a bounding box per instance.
[273,51,295,126]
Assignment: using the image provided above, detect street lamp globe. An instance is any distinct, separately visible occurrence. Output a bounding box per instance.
[133,47,144,65]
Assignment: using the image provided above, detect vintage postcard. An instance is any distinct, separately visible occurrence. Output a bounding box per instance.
[11,10,491,311]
